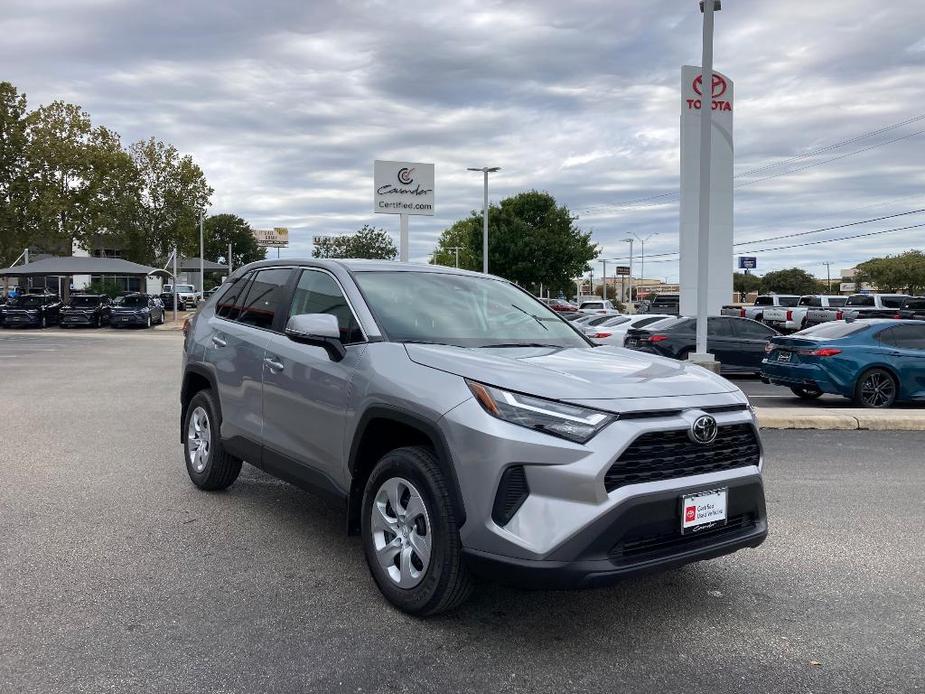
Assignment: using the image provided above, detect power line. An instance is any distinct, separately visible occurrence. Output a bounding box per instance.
[732,208,925,246]
[737,221,925,254]
[580,113,925,214]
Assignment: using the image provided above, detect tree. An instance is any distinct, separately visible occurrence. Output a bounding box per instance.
[439,191,598,294]
[0,82,30,266]
[203,213,265,269]
[312,224,397,259]
[127,137,212,263]
[759,268,818,295]
[431,218,480,270]
[855,251,925,294]
[733,271,761,297]
[24,100,136,255]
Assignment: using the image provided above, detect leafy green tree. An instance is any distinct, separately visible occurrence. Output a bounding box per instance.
[855,251,925,294]
[24,100,136,255]
[0,82,30,267]
[203,213,265,268]
[759,268,818,295]
[431,218,480,269]
[127,137,212,263]
[312,224,397,259]
[440,191,598,294]
[733,271,761,297]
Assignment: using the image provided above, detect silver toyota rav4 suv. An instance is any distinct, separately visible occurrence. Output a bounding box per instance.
[180,260,767,615]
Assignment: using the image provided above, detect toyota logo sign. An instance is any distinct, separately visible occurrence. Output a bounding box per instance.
[692,73,728,99]
[689,415,718,445]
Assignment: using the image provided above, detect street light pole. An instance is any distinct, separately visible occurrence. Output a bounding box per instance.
[694,0,720,362]
[630,232,657,290]
[622,238,634,305]
[601,259,607,301]
[467,166,501,274]
[199,212,205,302]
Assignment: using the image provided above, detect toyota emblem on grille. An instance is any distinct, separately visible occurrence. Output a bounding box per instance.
[689,415,718,445]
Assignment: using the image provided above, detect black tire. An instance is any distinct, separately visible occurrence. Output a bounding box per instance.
[183,389,242,490]
[361,446,472,616]
[40,315,47,328]
[677,347,692,362]
[791,386,822,400]
[853,368,897,408]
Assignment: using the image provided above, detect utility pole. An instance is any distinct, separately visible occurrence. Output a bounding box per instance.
[623,238,634,304]
[823,261,832,293]
[449,246,462,268]
[199,212,205,301]
[172,248,178,324]
[601,259,607,301]
[228,243,233,275]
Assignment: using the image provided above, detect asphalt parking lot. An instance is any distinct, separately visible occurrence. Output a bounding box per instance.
[1,330,923,693]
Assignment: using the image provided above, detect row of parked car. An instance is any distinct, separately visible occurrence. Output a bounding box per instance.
[722,293,925,332]
[0,291,167,329]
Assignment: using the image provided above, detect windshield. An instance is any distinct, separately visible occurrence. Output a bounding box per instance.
[69,296,100,307]
[354,271,589,348]
[580,302,603,309]
[779,296,800,307]
[115,295,147,307]
[19,296,46,308]
[175,285,195,292]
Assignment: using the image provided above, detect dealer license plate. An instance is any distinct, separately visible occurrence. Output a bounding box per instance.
[776,350,791,362]
[682,488,727,532]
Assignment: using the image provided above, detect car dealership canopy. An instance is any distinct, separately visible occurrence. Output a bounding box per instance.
[1,256,160,277]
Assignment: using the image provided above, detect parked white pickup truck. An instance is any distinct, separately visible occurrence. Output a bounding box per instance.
[577,299,620,315]
[721,294,800,322]
[763,295,847,332]
[805,293,909,326]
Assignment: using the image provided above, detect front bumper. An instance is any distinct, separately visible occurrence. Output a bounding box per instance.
[110,313,149,326]
[441,395,766,586]
[2,314,41,326]
[60,313,99,326]
[465,475,766,588]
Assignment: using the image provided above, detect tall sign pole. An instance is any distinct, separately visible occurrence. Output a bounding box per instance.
[694,0,717,360]
[400,214,409,262]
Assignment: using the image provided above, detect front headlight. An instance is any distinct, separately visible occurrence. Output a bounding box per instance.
[466,380,615,444]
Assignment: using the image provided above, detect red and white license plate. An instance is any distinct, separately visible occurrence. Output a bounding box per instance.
[682,488,727,532]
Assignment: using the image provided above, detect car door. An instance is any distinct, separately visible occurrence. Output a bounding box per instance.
[878,324,925,398]
[731,318,778,370]
[706,316,739,365]
[260,268,367,496]
[206,267,292,461]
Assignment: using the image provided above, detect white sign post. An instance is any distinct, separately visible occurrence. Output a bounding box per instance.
[374,160,435,262]
[678,65,734,321]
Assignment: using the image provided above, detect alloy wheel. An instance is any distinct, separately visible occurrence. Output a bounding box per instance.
[370,477,432,589]
[860,371,895,408]
[187,406,211,472]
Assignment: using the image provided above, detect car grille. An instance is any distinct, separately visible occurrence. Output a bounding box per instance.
[604,423,760,492]
[609,513,757,564]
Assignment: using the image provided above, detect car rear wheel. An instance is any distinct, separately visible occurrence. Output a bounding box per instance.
[791,386,822,400]
[854,368,897,408]
[184,390,242,490]
[361,446,472,616]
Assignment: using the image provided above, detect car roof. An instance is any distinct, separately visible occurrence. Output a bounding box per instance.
[232,258,495,280]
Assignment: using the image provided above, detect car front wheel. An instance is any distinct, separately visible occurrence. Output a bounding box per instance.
[361,446,472,616]
[184,390,242,490]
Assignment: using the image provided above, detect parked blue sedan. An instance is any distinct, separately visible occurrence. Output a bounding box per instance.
[761,319,925,408]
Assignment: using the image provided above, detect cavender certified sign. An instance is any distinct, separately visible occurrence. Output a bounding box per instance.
[374,160,435,216]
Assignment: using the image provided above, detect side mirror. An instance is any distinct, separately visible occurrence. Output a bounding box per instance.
[285,313,346,361]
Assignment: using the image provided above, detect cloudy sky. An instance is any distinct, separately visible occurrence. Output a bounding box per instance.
[6,0,925,282]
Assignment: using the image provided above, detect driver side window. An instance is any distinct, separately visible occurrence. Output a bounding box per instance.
[289,270,364,344]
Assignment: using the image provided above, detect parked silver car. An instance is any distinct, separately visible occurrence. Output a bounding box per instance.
[180,260,767,615]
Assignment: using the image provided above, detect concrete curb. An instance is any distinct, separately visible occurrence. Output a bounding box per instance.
[756,407,925,431]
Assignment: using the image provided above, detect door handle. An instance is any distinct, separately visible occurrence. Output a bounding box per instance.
[264,356,284,373]
[211,335,227,347]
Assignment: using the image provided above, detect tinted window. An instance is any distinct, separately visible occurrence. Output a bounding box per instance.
[755,296,773,306]
[600,317,632,328]
[237,268,291,330]
[650,295,679,306]
[846,295,874,307]
[779,296,801,307]
[708,317,735,336]
[115,295,147,307]
[580,302,604,310]
[734,319,775,338]
[585,315,612,326]
[828,297,848,307]
[880,324,925,350]
[288,270,364,344]
[901,298,925,310]
[630,316,665,329]
[798,322,869,338]
[216,273,252,320]
[650,317,694,332]
[881,296,906,309]
[798,296,816,307]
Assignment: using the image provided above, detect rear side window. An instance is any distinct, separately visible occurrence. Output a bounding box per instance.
[734,319,775,338]
[707,317,735,336]
[879,325,925,350]
[237,268,292,330]
[779,296,800,307]
[288,269,364,344]
[881,296,906,309]
[216,274,252,320]
[798,296,815,307]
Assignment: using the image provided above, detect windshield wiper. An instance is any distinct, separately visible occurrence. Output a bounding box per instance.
[510,304,550,331]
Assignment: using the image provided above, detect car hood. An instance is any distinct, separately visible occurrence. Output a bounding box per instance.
[405,344,737,400]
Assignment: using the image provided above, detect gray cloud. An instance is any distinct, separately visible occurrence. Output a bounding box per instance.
[5,0,925,280]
